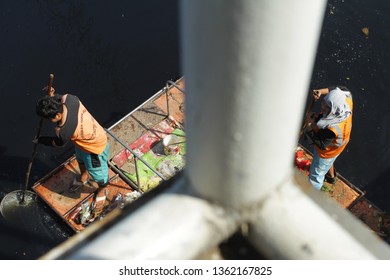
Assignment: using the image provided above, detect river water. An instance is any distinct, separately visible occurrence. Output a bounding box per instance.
[310,0,390,210]
[1,0,389,259]
[0,0,180,259]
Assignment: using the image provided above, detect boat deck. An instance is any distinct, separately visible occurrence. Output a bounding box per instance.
[295,145,390,239]
[32,78,185,232]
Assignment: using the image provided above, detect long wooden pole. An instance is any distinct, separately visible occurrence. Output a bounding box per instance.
[20,74,54,203]
[299,92,316,139]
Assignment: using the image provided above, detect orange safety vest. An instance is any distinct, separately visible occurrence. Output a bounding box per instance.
[315,96,353,159]
[71,101,107,155]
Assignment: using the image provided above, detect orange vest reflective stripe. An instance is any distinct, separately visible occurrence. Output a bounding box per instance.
[315,96,353,159]
[71,102,107,154]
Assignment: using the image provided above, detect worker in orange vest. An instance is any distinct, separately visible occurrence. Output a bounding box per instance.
[305,86,353,190]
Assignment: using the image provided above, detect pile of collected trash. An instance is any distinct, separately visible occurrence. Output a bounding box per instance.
[67,190,142,226]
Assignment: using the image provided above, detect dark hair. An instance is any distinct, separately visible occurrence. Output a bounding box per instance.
[338,86,350,92]
[36,94,63,119]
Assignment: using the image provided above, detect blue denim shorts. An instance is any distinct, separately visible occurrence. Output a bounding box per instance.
[75,143,110,185]
[309,149,338,190]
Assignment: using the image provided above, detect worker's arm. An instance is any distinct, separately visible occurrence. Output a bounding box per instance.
[312,87,330,100]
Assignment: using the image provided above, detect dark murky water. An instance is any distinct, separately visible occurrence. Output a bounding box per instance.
[1,0,390,259]
[309,0,390,211]
[0,0,179,259]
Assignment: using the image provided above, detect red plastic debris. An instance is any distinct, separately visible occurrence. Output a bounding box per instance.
[295,150,311,171]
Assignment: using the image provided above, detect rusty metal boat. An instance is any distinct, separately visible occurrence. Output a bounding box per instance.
[31,77,390,241]
[32,78,186,232]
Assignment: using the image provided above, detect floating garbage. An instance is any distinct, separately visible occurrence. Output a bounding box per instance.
[361,27,369,37]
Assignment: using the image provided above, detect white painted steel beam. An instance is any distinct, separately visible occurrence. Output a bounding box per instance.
[246,176,390,259]
[182,0,327,208]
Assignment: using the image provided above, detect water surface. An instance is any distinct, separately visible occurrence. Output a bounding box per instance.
[1,0,390,259]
